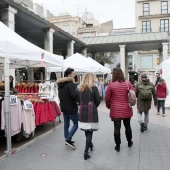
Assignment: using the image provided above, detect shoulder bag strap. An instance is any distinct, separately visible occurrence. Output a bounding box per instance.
[126,80,130,90]
[80,92,82,105]
[88,90,91,102]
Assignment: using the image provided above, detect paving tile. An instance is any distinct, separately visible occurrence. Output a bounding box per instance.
[0,102,170,170]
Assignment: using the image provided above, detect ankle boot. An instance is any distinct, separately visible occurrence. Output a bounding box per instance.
[84,152,90,160]
[140,123,145,132]
[115,145,120,152]
[90,142,94,151]
[128,140,133,147]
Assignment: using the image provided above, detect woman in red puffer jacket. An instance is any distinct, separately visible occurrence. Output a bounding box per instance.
[105,68,135,152]
[156,78,168,117]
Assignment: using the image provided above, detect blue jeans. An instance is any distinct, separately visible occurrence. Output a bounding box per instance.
[63,112,78,141]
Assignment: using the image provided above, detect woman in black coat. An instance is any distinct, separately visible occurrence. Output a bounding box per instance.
[77,73,101,160]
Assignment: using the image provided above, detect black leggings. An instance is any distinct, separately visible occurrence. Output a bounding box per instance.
[113,118,132,145]
[85,131,93,152]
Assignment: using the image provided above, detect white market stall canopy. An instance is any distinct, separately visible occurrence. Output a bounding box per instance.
[48,53,110,74]
[87,57,111,74]
[0,21,64,154]
[0,21,63,68]
[156,57,170,107]
[162,58,170,107]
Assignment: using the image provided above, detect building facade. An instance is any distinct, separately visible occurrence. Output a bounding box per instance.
[48,13,80,37]
[47,11,113,38]
[14,0,53,18]
[135,0,170,82]
[136,0,170,33]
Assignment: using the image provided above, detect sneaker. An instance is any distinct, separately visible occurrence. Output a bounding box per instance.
[140,123,145,132]
[65,140,75,145]
[143,125,147,130]
[65,140,76,149]
[157,112,160,115]
[162,114,165,117]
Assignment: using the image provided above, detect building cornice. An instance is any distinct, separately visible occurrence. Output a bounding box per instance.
[137,0,161,3]
[139,13,170,20]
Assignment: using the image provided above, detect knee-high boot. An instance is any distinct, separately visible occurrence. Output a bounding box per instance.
[114,134,121,145]
[125,128,133,147]
[114,134,121,151]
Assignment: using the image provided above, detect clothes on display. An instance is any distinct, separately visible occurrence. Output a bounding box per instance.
[1,97,35,137]
[15,82,39,93]
[17,94,61,126]
[16,81,60,105]
[38,81,60,105]
[22,100,36,135]
[34,100,61,126]
[0,91,61,141]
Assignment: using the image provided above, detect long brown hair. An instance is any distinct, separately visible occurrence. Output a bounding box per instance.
[112,68,125,82]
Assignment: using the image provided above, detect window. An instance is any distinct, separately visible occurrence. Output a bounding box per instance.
[141,56,153,69]
[160,19,169,31]
[161,1,168,14]
[71,25,75,36]
[62,25,70,33]
[143,3,149,16]
[142,21,151,33]
[86,24,93,27]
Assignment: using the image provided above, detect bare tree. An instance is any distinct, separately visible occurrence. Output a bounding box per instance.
[89,52,117,66]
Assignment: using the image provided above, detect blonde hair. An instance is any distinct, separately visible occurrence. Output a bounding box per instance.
[78,73,95,92]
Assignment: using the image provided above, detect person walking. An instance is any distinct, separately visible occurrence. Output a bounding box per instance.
[156,78,168,117]
[77,73,101,160]
[135,72,157,132]
[103,81,109,100]
[155,72,161,86]
[105,68,135,152]
[56,68,78,149]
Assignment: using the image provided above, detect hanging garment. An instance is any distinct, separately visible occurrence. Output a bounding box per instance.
[22,101,36,134]
[1,99,23,136]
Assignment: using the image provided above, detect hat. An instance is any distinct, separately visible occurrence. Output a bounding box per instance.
[141,72,148,78]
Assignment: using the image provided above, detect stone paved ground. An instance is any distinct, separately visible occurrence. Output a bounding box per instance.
[0,101,170,170]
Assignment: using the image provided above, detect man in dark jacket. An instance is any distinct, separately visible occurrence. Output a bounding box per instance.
[155,72,161,86]
[135,72,157,132]
[56,68,78,149]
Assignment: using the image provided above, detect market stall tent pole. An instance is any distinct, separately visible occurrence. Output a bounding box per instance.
[4,57,12,153]
[62,67,64,78]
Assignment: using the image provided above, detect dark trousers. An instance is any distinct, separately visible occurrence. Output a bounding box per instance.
[157,100,165,114]
[113,118,132,145]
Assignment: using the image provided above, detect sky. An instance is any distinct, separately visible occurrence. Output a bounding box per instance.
[33,0,135,29]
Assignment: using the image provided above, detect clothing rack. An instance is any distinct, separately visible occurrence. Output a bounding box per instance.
[18,93,50,94]
[18,80,56,83]
[17,92,61,123]
[0,90,16,95]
